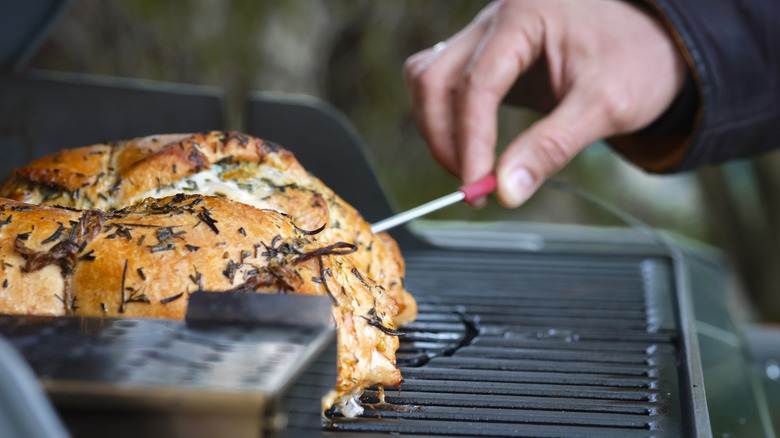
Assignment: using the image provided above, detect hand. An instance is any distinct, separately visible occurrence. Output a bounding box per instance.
[404,0,687,207]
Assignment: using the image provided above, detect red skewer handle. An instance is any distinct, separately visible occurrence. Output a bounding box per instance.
[459,174,497,203]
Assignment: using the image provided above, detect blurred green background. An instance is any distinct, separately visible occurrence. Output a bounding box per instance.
[20,0,780,321]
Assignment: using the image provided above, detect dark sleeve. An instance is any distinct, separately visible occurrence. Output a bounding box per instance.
[609,0,780,173]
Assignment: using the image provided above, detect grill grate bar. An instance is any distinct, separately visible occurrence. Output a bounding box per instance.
[409,283,647,301]
[418,303,647,319]
[398,321,469,332]
[398,367,656,388]
[399,332,464,342]
[360,390,657,414]
[412,312,467,322]
[418,298,646,311]
[352,405,653,429]
[472,315,648,330]
[327,418,657,437]
[397,342,459,352]
[453,346,652,364]
[472,336,670,354]
[426,356,653,376]
[480,326,675,343]
[385,379,654,401]
[405,252,645,273]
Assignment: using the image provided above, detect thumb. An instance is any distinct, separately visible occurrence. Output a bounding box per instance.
[495,88,616,207]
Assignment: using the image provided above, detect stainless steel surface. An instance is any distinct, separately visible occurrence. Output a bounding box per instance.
[186,291,333,327]
[0,335,69,438]
[1,293,337,438]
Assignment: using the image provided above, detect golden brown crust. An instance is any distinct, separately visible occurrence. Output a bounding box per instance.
[0,131,416,324]
[0,201,78,316]
[0,194,403,410]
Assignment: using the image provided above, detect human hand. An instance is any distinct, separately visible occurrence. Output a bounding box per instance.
[404,0,687,207]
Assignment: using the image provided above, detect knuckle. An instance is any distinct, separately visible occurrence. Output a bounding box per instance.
[534,129,576,171]
[404,55,438,88]
[454,69,491,107]
[458,68,481,92]
[403,52,427,77]
[596,85,636,131]
[415,63,439,89]
[403,61,423,86]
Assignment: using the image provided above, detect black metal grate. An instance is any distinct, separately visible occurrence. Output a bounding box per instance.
[325,249,684,437]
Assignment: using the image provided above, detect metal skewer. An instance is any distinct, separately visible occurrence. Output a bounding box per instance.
[371,174,496,233]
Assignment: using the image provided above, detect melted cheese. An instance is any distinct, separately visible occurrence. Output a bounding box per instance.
[134,166,274,210]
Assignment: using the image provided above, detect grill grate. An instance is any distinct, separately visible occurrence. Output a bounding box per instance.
[325,249,684,437]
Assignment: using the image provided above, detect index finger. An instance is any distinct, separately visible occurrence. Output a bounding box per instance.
[454,7,546,184]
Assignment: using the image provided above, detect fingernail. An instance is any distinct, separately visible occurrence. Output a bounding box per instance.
[467,195,487,209]
[502,168,535,206]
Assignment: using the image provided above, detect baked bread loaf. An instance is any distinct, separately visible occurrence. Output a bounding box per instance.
[0,132,416,415]
[0,194,402,414]
[0,131,415,324]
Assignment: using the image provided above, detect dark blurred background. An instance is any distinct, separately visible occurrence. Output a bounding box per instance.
[6,0,780,322]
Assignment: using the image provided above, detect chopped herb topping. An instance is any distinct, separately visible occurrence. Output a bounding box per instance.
[223,260,239,283]
[156,226,185,242]
[196,207,219,234]
[148,242,175,253]
[293,222,326,236]
[119,260,149,312]
[292,242,357,264]
[182,179,199,192]
[243,268,259,280]
[78,250,96,261]
[161,292,184,304]
[317,257,338,305]
[93,172,105,186]
[362,314,405,336]
[109,176,123,195]
[40,222,64,244]
[189,269,203,290]
[118,260,128,313]
[261,238,300,260]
